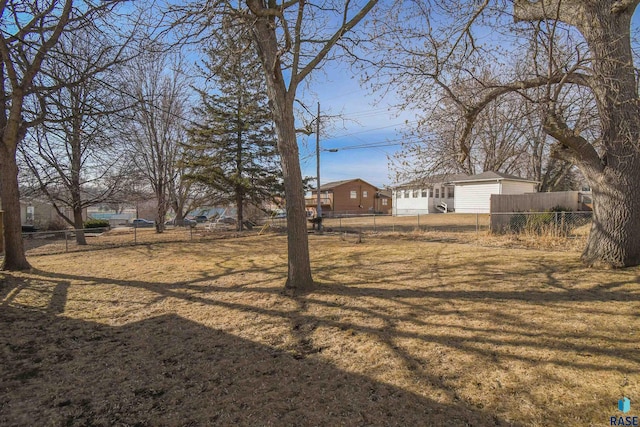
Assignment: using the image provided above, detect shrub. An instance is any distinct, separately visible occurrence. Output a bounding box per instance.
[84,219,110,230]
[508,213,527,233]
[509,210,579,237]
[45,216,69,231]
[525,212,557,234]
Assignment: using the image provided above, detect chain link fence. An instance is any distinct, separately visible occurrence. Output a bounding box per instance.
[19,223,242,256]
[267,211,592,239]
[319,213,490,234]
[13,211,592,257]
[491,211,593,237]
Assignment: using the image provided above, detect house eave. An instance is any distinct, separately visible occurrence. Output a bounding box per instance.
[450,178,540,184]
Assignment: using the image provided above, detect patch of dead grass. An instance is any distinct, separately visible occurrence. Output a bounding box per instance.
[1,234,639,426]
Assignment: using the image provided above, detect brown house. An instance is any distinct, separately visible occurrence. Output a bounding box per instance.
[307,178,392,216]
[376,189,392,215]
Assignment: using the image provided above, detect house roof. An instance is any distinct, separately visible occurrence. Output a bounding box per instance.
[394,173,470,189]
[449,171,539,184]
[317,178,379,191]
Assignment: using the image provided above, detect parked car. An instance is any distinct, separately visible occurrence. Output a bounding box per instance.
[165,218,197,227]
[21,225,39,233]
[194,215,208,223]
[132,218,154,228]
[218,216,236,224]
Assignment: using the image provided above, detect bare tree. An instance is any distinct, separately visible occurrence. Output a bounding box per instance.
[0,0,133,270]
[394,92,533,180]
[371,0,640,267]
[168,172,216,223]
[171,0,379,292]
[20,26,133,245]
[122,53,189,233]
[393,89,582,191]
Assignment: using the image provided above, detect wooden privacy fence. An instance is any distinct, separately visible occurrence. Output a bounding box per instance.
[490,191,592,232]
[490,211,592,234]
[490,191,585,213]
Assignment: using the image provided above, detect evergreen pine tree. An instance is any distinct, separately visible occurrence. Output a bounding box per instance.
[186,33,281,231]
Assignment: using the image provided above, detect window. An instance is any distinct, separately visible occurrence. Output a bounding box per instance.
[413,189,418,198]
[382,199,388,206]
[435,188,440,198]
[429,188,433,197]
[363,191,368,198]
[448,187,454,198]
[350,190,357,199]
[421,189,427,198]
[402,190,407,198]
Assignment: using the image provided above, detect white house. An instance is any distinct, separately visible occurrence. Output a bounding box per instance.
[392,174,468,215]
[450,171,539,213]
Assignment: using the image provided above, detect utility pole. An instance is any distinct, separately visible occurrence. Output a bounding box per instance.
[316,102,322,231]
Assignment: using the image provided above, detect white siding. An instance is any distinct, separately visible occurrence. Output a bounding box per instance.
[429,185,452,213]
[430,196,455,213]
[454,182,500,213]
[454,180,537,213]
[501,181,537,195]
[392,185,458,215]
[392,188,429,215]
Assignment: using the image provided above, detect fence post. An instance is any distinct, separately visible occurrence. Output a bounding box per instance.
[417,213,420,230]
[190,225,193,240]
[476,212,479,238]
[65,231,69,252]
[373,213,376,232]
[134,225,137,245]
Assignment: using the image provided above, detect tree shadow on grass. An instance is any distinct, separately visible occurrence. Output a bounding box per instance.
[14,257,640,375]
[0,305,512,426]
[4,241,639,425]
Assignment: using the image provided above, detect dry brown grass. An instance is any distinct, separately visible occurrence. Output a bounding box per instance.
[1,233,639,426]
[322,213,488,233]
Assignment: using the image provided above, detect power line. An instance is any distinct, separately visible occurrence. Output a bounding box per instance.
[322,120,419,141]
[322,134,426,151]
[301,137,420,156]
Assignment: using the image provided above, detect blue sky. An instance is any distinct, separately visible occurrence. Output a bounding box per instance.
[294,8,640,191]
[296,62,415,190]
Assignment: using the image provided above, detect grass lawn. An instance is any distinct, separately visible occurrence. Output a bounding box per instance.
[1,233,639,426]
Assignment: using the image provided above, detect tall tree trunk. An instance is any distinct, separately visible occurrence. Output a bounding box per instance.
[576,4,640,267]
[171,199,184,222]
[514,0,640,267]
[250,7,314,292]
[275,110,314,291]
[0,143,31,270]
[73,204,87,246]
[156,185,166,234]
[236,127,244,231]
[71,130,86,245]
[236,189,244,232]
[583,164,640,267]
